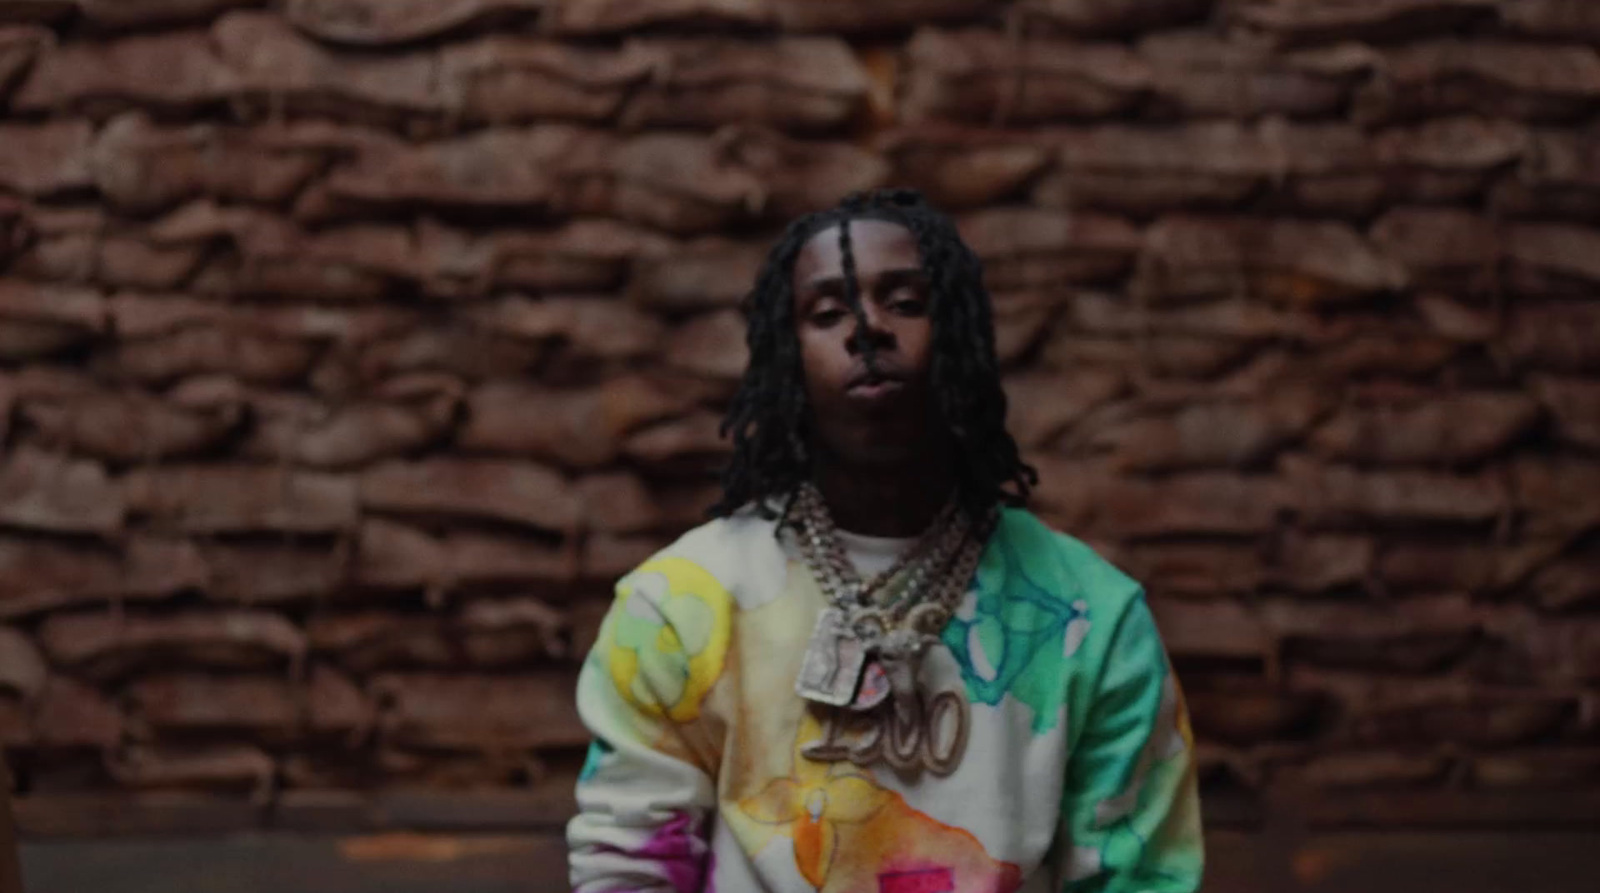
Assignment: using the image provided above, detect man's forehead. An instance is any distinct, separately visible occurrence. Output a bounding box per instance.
[794,219,921,283]
[801,268,927,293]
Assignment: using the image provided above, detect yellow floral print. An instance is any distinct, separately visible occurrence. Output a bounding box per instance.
[604,556,734,723]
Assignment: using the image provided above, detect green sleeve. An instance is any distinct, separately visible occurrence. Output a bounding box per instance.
[1058,593,1204,892]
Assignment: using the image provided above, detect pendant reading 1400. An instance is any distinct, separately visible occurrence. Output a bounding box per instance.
[795,607,867,707]
[801,690,970,777]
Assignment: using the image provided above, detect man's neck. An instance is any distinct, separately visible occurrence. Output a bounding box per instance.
[813,456,955,538]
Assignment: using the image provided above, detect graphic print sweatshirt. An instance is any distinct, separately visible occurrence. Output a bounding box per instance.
[568,506,1203,893]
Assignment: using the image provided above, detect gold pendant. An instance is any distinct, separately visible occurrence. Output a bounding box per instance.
[800,690,969,777]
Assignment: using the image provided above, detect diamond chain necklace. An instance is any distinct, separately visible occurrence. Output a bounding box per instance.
[788,482,994,774]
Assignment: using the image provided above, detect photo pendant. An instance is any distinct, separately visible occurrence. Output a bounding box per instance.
[848,660,891,711]
[795,607,867,707]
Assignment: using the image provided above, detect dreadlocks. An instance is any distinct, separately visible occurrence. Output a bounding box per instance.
[710,188,1037,524]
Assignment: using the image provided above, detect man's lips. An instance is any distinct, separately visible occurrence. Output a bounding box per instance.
[845,375,906,401]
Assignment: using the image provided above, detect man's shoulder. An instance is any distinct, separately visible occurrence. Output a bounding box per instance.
[655,506,782,562]
[616,507,787,606]
[994,506,1143,612]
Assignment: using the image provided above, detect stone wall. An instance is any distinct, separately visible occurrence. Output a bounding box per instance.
[1,0,1599,847]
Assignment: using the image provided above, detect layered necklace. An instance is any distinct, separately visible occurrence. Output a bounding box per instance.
[789,482,994,775]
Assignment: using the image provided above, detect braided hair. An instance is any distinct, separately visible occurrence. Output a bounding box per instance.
[710,189,1036,524]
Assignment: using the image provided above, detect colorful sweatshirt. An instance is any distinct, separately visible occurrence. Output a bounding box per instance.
[568,506,1203,893]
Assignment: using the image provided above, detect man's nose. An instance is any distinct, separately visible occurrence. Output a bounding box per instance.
[846,302,895,355]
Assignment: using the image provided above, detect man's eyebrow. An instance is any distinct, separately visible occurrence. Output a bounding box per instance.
[803,275,848,296]
[876,268,928,288]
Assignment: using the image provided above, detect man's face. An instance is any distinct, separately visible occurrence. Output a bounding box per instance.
[791,218,937,467]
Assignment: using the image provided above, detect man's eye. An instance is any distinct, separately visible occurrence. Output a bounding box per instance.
[890,294,927,314]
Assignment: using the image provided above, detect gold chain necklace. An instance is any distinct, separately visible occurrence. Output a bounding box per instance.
[788,484,994,775]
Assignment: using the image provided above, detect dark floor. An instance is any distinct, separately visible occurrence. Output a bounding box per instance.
[18,828,1599,893]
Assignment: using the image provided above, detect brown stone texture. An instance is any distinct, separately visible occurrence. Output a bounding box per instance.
[0,1,1594,865]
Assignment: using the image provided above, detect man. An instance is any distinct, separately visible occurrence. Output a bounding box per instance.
[568,190,1202,892]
